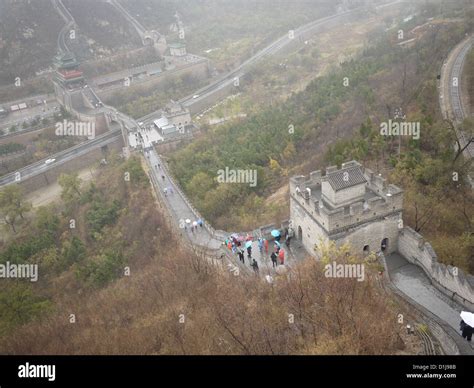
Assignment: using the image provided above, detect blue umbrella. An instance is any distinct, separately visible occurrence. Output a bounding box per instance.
[197,219,203,226]
[245,241,252,249]
[271,229,281,238]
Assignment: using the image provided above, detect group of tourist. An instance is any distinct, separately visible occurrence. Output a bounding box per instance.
[185,219,204,233]
[224,229,293,275]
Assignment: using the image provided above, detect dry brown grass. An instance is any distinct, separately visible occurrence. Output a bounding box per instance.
[0,157,407,355]
[1,245,405,355]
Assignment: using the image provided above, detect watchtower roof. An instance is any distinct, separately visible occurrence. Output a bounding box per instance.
[326,166,367,192]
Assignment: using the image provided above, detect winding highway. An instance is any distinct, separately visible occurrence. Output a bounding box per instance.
[440,34,473,160]
[52,0,75,54]
[449,37,473,124]
[140,0,405,123]
[0,130,121,186]
[1,2,402,185]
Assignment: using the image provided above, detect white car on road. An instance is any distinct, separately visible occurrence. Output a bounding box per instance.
[44,158,56,165]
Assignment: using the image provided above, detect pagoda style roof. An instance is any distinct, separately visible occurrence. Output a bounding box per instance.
[54,51,80,69]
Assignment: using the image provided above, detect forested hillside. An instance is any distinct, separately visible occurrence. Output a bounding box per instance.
[169,10,474,273]
[0,0,62,85]
[0,156,414,355]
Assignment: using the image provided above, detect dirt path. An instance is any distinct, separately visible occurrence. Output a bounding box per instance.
[26,167,96,208]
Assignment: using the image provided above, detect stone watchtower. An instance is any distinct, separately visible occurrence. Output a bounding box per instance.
[289,161,403,256]
[52,51,111,135]
[52,51,85,109]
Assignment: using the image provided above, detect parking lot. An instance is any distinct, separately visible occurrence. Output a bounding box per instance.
[0,96,60,134]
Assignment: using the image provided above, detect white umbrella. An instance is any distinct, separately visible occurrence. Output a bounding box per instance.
[185,219,191,224]
[460,311,474,328]
[192,221,198,227]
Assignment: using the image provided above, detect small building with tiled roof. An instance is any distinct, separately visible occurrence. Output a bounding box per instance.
[322,165,367,207]
[169,42,187,57]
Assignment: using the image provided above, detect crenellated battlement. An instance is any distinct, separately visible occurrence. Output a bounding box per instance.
[399,227,474,308]
[289,161,473,311]
[290,161,403,235]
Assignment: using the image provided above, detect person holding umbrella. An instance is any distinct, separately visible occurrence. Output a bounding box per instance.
[271,229,281,242]
[274,240,281,253]
[245,240,252,259]
[460,311,474,342]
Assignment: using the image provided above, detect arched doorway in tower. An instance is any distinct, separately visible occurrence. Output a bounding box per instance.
[381,238,389,252]
[297,226,303,242]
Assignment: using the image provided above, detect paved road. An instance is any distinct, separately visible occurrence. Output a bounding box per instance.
[0,130,121,186]
[52,0,75,54]
[139,1,406,123]
[0,99,139,186]
[2,1,406,180]
[440,34,474,159]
